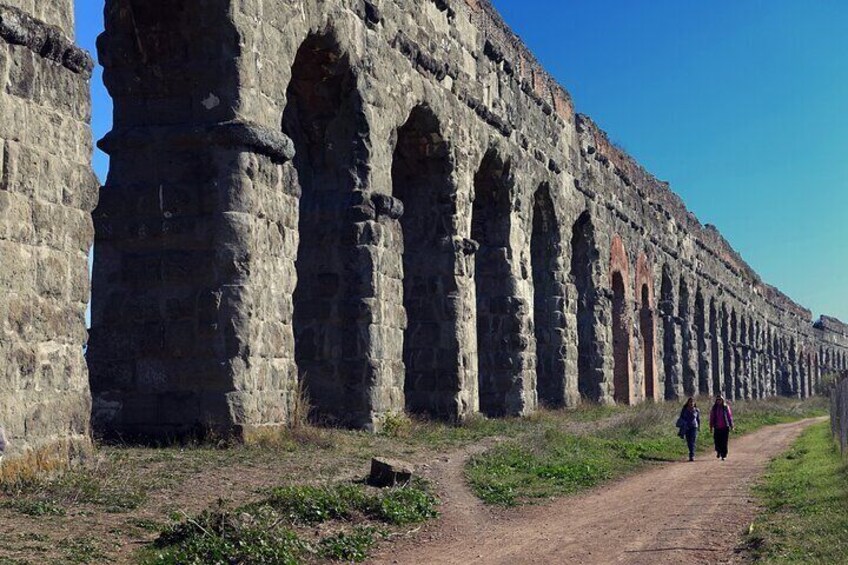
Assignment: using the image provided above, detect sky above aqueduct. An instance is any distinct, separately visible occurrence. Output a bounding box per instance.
[76,0,848,322]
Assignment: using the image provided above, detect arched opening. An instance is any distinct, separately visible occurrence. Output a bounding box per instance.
[710,298,721,396]
[472,150,514,417]
[571,211,600,402]
[806,353,814,397]
[679,277,695,397]
[739,316,748,398]
[532,184,565,407]
[789,338,798,396]
[753,322,762,398]
[731,310,739,400]
[639,283,655,400]
[660,266,677,400]
[695,290,708,396]
[284,33,364,424]
[392,105,457,418]
[722,306,732,398]
[612,272,630,404]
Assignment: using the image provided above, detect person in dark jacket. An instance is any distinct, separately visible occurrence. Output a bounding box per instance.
[709,395,734,460]
[679,397,701,462]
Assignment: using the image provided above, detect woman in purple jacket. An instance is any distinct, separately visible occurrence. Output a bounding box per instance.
[709,395,734,460]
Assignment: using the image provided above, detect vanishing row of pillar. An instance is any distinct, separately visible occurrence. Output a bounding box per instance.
[280,32,840,428]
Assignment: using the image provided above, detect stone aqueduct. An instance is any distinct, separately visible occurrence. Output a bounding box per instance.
[2,0,848,466]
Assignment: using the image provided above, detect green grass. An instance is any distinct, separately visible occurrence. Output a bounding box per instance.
[466,397,827,506]
[142,481,437,564]
[745,421,848,563]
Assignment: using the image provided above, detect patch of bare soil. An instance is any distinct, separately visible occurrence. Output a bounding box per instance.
[370,419,823,565]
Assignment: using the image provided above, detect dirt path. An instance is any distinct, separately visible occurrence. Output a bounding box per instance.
[371,418,824,565]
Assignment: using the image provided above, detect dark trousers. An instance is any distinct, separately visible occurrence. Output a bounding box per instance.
[685,428,698,459]
[714,428,730,458]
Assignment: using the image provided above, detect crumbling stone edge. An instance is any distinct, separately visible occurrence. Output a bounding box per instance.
[0,4,94,76]
[99,121,296,164]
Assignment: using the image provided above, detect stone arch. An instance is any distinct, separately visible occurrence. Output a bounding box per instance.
[814,351,821,394]
[609,236,633,405]
[766,328,774,397]
[721,304,732,399]
[392,104,459,418]
[731,309,740,400]
[531,183,567,407]
[285,31,367,425]
[806,350,814,397]
[679,276,695,397]
[754,320,768,398]
[739,315,748,399]
[789,338,799,397]
[694,288,709,396]
[774,333,784,395]
[571,211,601,402]
[472,148,517,416]
[710,298,721,396]
[660,265,679,400]
[635,253,657,401]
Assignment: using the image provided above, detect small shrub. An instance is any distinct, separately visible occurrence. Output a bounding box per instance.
[0,497,66,517]
[58,536,106,564]
[318,527,378,562]
[261,484,367,524]
[380,412,413,439]
[147,481,439,564]
[374,485,439,525]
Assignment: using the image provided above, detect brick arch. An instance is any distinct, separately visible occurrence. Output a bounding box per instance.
[609,235,634,405]
[635,253,657,401]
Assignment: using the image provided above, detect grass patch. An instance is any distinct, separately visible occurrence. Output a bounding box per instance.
[143,481,437,564]
[0,498,66,517]
[58,536,106,564]
[0,459,148,517]
[467,397,826,506]
[744,421,848,563]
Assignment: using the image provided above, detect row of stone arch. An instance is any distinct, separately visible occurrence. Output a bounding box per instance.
[282,32,836,426]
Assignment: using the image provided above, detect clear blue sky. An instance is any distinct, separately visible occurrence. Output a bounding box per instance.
[75,1,848,322]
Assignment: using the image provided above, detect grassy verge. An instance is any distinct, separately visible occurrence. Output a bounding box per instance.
[140,481,438,564]
[0,396,827,563]
[744,421,848,564]
[466,397,827,506]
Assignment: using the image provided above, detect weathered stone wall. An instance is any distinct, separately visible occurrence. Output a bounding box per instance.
[831,371,848,455]
[90,0,848,436]
[0,3,97,474]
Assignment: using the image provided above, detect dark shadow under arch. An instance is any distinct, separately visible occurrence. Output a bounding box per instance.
[571,211,600,402]
[472,149,515,417]
[612,271,630,404]
[532,184,566,407]
[284,32,364,425]
[639,283,656,401]
[392,105,458,418]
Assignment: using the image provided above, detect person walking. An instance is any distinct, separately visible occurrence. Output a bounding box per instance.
[679,397,700,462]
[709,395,734,460]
